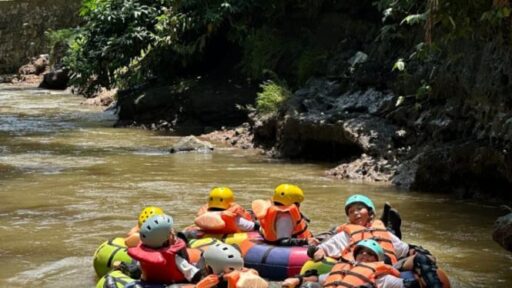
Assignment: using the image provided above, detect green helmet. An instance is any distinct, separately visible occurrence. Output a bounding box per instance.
[344,194,375,215]
[353,239,385,261]
[203,243,244,274]
[140,214,173,248]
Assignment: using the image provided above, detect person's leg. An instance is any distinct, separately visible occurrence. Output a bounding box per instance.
[413,253,443,288]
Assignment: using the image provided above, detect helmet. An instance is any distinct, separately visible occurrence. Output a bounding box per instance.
[139,214,173,248]
[208,187,234,210]
[138,206,164,227]
[344,194,375,215]
[272,184,304,206]
[203,243,244,274]
[353,239,385,261]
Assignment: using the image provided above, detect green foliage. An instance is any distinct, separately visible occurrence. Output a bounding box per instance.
[241,29,287,80]
[256,80,291,114]
[45,29,76,49]
[296,48,327,84]
[63,0,335,96]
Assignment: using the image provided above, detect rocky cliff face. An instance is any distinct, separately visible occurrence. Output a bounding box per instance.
[0,0,81,74]
[252,38,512,202]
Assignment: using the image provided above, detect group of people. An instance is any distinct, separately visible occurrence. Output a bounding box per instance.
[111,184,447,288]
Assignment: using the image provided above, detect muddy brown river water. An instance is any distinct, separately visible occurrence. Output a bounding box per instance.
[0,84,511,287]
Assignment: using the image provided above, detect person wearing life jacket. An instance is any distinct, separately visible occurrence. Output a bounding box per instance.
[309,194,446,288]
[127,214,202,284]
[194,187,257,234]
[125,206,165,247]
[194,242,268,288]
[252,184,313,246]
[282,239,404,288]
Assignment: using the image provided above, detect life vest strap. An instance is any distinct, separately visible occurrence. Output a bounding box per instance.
[349,228,388,237]
[324,280,357,288]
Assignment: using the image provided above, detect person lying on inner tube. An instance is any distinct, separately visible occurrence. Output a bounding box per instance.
[308,194,446,288]
[125,206,165,247]
[194,187,258,234]
[282,239,403,288]
[194,242,268,288]
[127,214,203,284]
[252,184,314,246]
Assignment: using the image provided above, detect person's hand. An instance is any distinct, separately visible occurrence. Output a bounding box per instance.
[281,277,300,288]
[195,274,219,288]
[313,248,325,261]
[307,237,320,245]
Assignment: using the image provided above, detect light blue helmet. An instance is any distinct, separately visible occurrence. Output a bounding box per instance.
[344,194,375,215]
[140,214,174,248]
[354,239,385,261]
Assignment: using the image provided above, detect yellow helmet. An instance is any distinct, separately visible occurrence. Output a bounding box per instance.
[138,206,164,227]
[272,184,304,206]
[208,187,234,210]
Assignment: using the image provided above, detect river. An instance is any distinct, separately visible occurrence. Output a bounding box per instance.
[0,84,510,287]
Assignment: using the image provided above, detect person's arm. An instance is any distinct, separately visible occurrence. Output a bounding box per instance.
[389,232,409,259]
[315,231,350,259]
[175,254,200,282]
[235,216,256,232]
[375,275,404,288]
[275,213,308,246]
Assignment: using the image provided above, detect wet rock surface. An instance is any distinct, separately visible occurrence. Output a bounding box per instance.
[169,136,214,153]
[493,209,512,253]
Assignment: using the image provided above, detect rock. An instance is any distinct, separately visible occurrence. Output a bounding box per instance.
[169,136,214,153]
[0,74,16,83]
[17,54,49,75]
[39,68,69,90]
[493,212,512,253]
[32,54,49,74]
[18,64,37,75]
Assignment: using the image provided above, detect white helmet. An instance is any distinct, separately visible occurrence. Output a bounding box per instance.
[203,243,244,274]
[139,214,173,248]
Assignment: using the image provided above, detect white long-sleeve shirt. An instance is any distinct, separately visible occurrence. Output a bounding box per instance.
[175,255,199,282]
[318,230,409,259]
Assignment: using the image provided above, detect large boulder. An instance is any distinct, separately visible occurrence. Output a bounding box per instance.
[169,136,214,153]
[39,68,69,90]
[493,210,512,253]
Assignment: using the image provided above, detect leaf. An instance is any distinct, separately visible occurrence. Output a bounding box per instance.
[400,13,427,26]
[392,58,405,72]
[502,7,511,18]
[395,96,405,107]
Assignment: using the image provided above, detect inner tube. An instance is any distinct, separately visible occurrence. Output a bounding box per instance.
[96,270,195,288]
[243,242,310,281]
[183,225,262,247]
[93,237,135,278]
[299,257,336,276]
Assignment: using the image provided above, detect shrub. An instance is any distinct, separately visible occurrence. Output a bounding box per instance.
[256,80,291,114]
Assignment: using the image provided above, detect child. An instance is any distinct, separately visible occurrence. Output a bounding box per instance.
[252,184,313,246]
[309,194,445,288]
[194,187,257,234]
[127,214,201,284]
[195,242,268,288]
[125,206,164,247]
[282,239,404,288]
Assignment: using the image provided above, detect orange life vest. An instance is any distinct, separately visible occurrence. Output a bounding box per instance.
[223,268,268,288]
[256,201,312,242]
[224,270,241,288]
[196,203,253,234]
[127,238,188,284]
[336,220,397,264]
[323,259,400,288]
